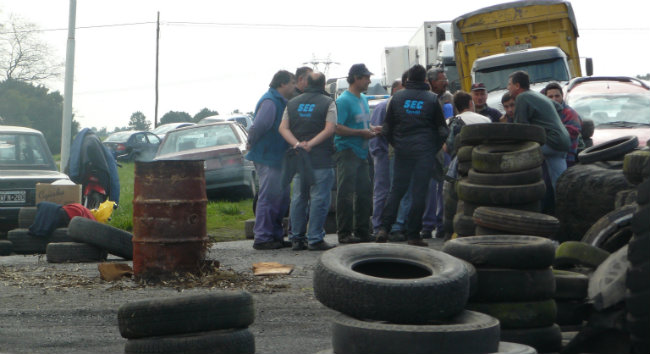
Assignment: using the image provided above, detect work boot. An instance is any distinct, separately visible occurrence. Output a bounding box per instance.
[252,240,283,250]
[420,230,433,239]
[407,238,429,247]
[338,234,361,244]
[375,229,388,243]
[279,240,292,248]
[357,233,376,243]
[308,240,337,251]
[291,239,307,251]
[434,228,446,239]
[388,231,406,242]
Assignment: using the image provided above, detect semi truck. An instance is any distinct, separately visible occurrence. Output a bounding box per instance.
[452,0,591,99]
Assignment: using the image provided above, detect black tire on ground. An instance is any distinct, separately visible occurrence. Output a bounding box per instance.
[68,216,133,260]
[474,225,516,236]
[626,261,650,292]
[457,145,473,162]
[313,244,469,323]
[18,207,37,228]
[118,291,254,339]
[581,119,595,139]
[456,180,546,206]
[472,142,543,174]
[244,219,254,239]
[467,167,543,186]
[466,299,556,329]
[46,242,107,263]
[124,328,255,354]
[472,267,555,302]
[459,123,546,146]
[556,300,591,326]
[554,241,611,269]
[453,213,475,236]
[581,204,637,252]
[615,189,638,209]
[0,240,12,256]
[553,269,589,300]
[472,207,560,238]
[555,164,633,242]
[578,135,639,164]
[624,150,650,185]
[7,228,73,254]
[500,324,562,353]
[628,233,650,266]
[442,235,555,269]
[331,311,500,354]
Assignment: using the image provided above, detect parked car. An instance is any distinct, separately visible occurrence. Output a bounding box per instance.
[151,122,196,141]
[0,126,70,234]
[564,76,650,147]
[103,130,161,162]
[198,114,253,131]
[154,122,256,197]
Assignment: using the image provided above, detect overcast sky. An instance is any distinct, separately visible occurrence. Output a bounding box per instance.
[2,0,649,132]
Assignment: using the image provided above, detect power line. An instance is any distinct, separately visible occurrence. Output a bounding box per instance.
[0,22,156,35]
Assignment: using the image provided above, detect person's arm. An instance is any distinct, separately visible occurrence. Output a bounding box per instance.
[335,100,374,139]
[278,108,301,149]
[247,100,276,146]
[513,96,529,124]
[305,102,337,151]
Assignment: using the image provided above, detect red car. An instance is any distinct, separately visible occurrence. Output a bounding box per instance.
[564,76,650,147]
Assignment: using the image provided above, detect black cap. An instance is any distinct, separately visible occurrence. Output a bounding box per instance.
[471,82,486,91]
[348,63,373,77]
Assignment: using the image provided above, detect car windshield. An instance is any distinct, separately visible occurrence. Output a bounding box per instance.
[475,58,570,92]
[105,131,133,142]
[158,124,240,155]
[153,124,183,135]
[567,93,650,126]
[0,133,52,169]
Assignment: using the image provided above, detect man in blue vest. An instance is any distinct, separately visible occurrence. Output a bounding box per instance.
[279,72,337,251]
[246,70,296,250]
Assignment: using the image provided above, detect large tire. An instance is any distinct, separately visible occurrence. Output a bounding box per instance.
[456,180,545,206]
[46,242,107,263]
[466,299,556,329]
[578,135,639,164]
[500,324,562,353]
[472,142,543,174]
[68,216,133,260]
[442,235,555,269]
[460,123,546,146]
[472,207,559,238]
[467,167,543,186]
[331,311,500,354]
[553,269,589,300]
[452,213,475,236]
[456,145,473,162]
[581,204,636,252]
[588,245,630,311]
[7,228,73,254]
[473,267,555,302]
[124,328,255,354]
[0,240,13,256]
[623,150,650,185]
[18,207,37,228]
[313,244,469,323]
[556,300,591,326]
[554,241,611,269]
[555,164,633,242]
[118,292,254,339]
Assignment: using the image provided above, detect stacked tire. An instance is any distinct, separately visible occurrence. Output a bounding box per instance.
[313,244,535,354]
[443,235,562,353]
[7,227,74,254]
[68,216,133,260]
[118,292,255,354]
[626,149,650,354]
[454,124,547,237]
[472,206,560,238]
[552,269,590,329]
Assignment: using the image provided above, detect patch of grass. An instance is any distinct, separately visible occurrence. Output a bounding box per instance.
[108,162,252,242]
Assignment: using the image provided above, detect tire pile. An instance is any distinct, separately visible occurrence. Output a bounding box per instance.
[472,206,560,238]
[453,124,547,237]
[313,243,538,354]
[443,235,562,353]
[67,216,133,261]
[118,292,256,354]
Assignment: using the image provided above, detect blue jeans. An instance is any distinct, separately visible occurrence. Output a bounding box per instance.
[541,145,567,214]
[289,168,334,245]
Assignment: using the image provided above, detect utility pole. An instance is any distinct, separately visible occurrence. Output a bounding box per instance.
[60,0,76,172]
[154,11,160,128]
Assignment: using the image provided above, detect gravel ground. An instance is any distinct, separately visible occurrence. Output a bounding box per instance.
[0,235,447,354]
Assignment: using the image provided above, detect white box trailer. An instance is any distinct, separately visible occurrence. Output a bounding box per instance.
[381,46,410,85]
[408,21,452,69]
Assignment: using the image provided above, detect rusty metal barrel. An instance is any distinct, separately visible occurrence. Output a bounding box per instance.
[132,160,208,278]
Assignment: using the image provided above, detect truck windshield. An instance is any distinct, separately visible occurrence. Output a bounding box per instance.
[475,58,570,92]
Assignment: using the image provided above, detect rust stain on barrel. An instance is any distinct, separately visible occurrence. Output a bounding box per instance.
[132,160,208,277]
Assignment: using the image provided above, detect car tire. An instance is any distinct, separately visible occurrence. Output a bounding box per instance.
[623,150,650,185]
[442,235,555,269]
[553,269,589,300]
[466,299,557,329]
[453,213,475,236]
[456,180,546,206]
[0,240,13,256]
[18,207,37,228]
[473,267,555,302]
[467,167,543,186]
[331,311,500,354]
[313,244,469,323]
[456,145,473,162]
[459,123,546,146]
[554,241,611,269]
[471,142,544,174]
[7,228,72,254]
[500,324,562,354]
[124,328,255,354]
[68,216,133,260]
[578,135,639,164]
[472,206,560,238]
[581,204,636,252]
[118,291,254,339]
[46,242,107,263]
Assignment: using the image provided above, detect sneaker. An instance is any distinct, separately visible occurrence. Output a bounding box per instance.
[338,234,362,244]
[291,239,307,251]
[252,241,283,250]
[388,231,406,242]
[308,241,337,251]
[420,230,433,239]
[375,229,388,243]
[407,239,429,247]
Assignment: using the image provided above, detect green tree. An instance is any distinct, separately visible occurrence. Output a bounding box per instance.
[160,111,192,124]
[128,111,151,131]
[193,108,218,123]
[636,73,650,80]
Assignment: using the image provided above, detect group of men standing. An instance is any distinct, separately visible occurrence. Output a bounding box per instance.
[245,62,579,251]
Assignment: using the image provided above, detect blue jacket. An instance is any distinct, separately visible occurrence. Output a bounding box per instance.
[245,88,289,168]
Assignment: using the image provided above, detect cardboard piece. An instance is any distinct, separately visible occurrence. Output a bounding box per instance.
[35,183,81,205]
[252,262,294,276]
[98,263,133,281]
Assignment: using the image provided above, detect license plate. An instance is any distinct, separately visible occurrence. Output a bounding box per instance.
[0,191,26,203]
[505,43,532,52]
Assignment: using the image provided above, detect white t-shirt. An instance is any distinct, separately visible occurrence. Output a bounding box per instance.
[456,111,492,125]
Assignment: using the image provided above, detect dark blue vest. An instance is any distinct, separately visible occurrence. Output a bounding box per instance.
[245,88,289,168]
[286,89,334,169]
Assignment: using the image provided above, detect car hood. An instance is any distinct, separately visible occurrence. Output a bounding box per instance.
[592,127,650,147]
